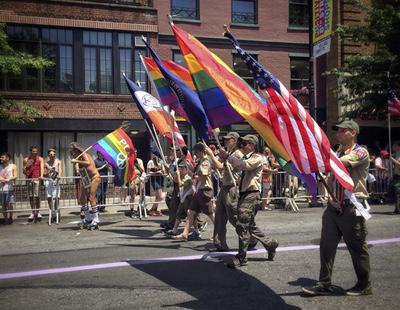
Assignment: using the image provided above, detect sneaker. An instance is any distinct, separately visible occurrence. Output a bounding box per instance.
[165,229,178,236]
[148,210,162,216]
[345,286,372,296]
[265,239,279,261]
[188,231,201,241]
[28,213,34,222]
[198,222,208,232]
[37,213,42,222]
[226,254,248,269]
[302,284,334,296]
[8,218,13,225]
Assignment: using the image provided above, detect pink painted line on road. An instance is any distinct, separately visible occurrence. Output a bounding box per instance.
[1,237,399,281]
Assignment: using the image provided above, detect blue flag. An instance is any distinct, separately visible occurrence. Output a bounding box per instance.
[142,38,210,142]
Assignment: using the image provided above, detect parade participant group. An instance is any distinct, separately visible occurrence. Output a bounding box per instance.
[2,118,400,297]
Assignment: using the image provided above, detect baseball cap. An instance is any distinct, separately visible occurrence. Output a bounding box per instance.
[242,134,259,145]
[380,150,389,158]
[223,132,240,140]
[333,120,360,134]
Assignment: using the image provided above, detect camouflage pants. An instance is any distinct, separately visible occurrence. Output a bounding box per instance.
[236,191,273,259]
[213,185,238,249]
[318,203,371,290]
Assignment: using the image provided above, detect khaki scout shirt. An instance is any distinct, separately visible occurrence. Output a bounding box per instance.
[330,144,369,199]
[195,156,213,190]
[228,152,263,193]
[221,149,243,186]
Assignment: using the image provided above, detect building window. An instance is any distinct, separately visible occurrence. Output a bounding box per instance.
[83,31,112,94]
[6,25,40,91]
[134,49,147,90]
[289,0,309,28]
[42,28,73,92]
[171,0,199,20]
[232,0,257,24]
[290,57,309,106]
[172,50,186,69]
[5,25,73,93]
[233,53,257,89]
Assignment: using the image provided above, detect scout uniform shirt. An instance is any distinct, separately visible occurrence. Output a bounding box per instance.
[330,144,370,200]
[228,152,263,193]
[195,156,213,191]
[180,174,194,203]
[221,149,243,187]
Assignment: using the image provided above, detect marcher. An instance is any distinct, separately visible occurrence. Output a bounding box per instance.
[94,151,110,212]
[165,160,194,235]
[174,142,215,241]
[23,146,44,222]
[225,135,279,267]
[70,143,101,230]
[205,132,241,251]
[261,146,275,211]
[0,153,17,224]
[302,120,372,296]
[44,148,62,223]
[390,141,400,214]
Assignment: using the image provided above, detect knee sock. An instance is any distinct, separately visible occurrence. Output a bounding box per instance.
[92,206,99,222]
[81,205,89,220]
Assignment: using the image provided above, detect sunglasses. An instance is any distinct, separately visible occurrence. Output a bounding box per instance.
[49,153,56,156]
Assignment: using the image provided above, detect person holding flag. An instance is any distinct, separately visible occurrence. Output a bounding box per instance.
[70,142,101,230]
[302,120,372,296]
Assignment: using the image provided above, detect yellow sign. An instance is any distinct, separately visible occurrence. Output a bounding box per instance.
[312,0,333,43]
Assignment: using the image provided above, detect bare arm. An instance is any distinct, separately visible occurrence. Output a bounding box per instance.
[11,164,18,181]
[58,160,62,178]
[40,157,45,178]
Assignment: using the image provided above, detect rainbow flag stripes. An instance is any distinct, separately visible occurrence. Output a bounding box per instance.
[93,128,135,186]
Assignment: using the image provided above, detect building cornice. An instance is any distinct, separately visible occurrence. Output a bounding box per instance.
[158,33,308,50]
[0,10,158,33]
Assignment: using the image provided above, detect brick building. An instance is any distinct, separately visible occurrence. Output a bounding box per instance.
[0,0,310,176]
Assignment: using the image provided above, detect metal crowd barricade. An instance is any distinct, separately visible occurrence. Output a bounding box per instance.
[6,175,147,225]
[367,169,390,203]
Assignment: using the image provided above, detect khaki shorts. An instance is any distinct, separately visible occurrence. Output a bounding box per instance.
[27,180,40,197]
[189,188,214,216]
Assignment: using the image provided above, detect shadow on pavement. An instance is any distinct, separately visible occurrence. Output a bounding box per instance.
[129,259,301,310]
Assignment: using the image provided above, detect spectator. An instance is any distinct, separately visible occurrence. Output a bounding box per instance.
[147,154,165,216]
[375,150,389,195]
[94,151,110,212]
[44,148,62,223]
[23,146,44,223]
[0,153,17,224]
[129,151,145,217]
[261,146,275,211]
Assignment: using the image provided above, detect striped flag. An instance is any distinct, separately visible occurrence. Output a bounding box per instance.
[141,56,192,120]
[224,30,354,192]
[388,89,400,116]
[142,38,210,141]
[124,75,185,146]
[93,128,135,186]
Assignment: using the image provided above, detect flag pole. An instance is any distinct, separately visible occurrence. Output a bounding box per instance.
[387,71,393,178]
[139,54,181,169]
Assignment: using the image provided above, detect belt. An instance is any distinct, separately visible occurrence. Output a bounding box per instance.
[239,190,259,196]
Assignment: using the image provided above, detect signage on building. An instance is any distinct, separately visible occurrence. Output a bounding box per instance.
[312,0,333,57]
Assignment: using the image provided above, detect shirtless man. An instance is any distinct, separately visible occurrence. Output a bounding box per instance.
[70,142,101,229]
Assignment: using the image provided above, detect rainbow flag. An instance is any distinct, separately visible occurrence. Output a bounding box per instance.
[93,128,136,186]
[178,42,243,128]
[143,38,210,141]
[170,23,291,161]
[142,56,192,119]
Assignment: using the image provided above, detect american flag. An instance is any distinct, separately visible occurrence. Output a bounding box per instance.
[388,89,400,116]
[224,31,354,192]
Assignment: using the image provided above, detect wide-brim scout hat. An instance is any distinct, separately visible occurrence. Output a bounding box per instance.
[242,134,259,145]
[333,119,360,134]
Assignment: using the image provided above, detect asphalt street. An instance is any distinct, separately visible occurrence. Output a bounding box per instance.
[0,204,399,310]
